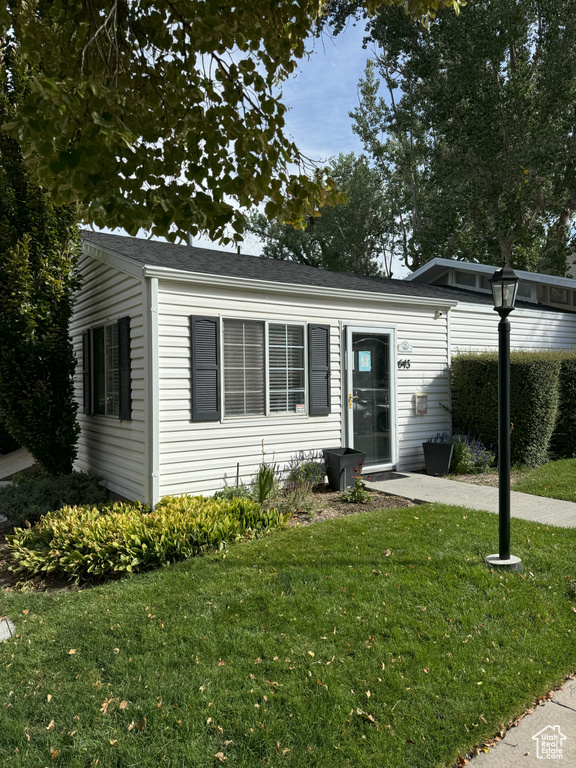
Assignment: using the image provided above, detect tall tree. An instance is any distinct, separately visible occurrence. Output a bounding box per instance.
[0,42,80,474]
[345,0,576,273]
[249,153,397,276]
[0,0,464,245]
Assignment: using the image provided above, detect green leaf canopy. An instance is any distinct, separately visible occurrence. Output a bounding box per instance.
[1,0,464,244]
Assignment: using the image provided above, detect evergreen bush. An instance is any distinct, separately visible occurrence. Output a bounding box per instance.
[451,351,561,467]
[0,468,107,526]
[550,354,576,459]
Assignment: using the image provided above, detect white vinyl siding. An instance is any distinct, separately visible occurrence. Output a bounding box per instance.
[450,303,576,354]
[157,279,454,497]
[71,250,146,501]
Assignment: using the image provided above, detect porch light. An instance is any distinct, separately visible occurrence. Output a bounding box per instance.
[489,262,520,316]
[485,259,522,573]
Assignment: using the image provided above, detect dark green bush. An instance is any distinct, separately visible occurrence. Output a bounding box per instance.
[550,354,576,459]
[0,468,108,526]
[7,495,289,583]
[451,351,561,467]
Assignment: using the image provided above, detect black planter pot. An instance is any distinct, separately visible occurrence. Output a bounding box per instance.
[422,442,454,477]
[323,447,367,491]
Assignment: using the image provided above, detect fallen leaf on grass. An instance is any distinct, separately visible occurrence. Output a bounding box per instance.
[109,739,118,746]
[68,649,76,655]
[50,748,60,759]
[385,550,392,557]
[215,753,226,762]
[47,694,52,702]
[46,720,55,731]
[457,755,469,766]
[119,701,128,710]
[356,708,379,729]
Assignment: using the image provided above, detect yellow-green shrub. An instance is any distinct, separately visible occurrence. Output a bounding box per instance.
[7,496,288,583]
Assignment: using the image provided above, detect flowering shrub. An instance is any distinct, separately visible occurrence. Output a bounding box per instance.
[451,434,495,474]
[285,450,326,488]
[340,465,371,503]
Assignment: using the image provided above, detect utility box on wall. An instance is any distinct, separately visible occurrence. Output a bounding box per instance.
[415,393,428,416]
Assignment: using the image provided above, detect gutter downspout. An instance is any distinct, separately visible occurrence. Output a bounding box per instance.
[446,306,453,436]
[145,277,160,507]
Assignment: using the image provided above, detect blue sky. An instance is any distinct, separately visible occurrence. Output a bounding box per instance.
[280,22,370,164]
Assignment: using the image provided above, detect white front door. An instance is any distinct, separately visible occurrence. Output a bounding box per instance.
[345,326,396,469]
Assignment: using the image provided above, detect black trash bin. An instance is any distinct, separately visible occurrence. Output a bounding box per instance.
[323,447,367,491]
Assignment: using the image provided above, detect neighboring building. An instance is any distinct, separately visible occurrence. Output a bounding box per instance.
[71,234,576,504]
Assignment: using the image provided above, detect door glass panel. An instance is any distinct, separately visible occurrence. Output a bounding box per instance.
[351,332,391,465]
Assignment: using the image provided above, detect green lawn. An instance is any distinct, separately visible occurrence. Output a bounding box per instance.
[514,458,576,502]
[1,503,576,768]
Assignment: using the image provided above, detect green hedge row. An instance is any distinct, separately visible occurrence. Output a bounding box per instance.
[451,350,576,466]
[7,496,289,583]
[550,356,576,459]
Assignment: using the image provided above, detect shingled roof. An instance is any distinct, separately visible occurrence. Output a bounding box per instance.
[81,230,555,311]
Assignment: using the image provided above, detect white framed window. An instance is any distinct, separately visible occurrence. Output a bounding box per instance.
[549,286,570,305]
[268,323,305,414]
[222,319,306,417]
[223,319,265,416]
[93,323,119,417]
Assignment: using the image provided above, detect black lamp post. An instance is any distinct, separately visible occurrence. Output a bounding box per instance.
[485,261,522,573]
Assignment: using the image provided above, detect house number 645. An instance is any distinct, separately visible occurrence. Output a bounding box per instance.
[398,359,411,369]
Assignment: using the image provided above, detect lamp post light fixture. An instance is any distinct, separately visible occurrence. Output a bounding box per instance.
[485,261,522,572]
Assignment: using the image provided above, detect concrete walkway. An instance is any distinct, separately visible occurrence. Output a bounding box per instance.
[366,471,576,528]
[366,471,576,765]
[0,447,34,481]
[469,675,576,767]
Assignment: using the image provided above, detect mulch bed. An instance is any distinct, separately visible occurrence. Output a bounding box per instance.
[286,485,415,526]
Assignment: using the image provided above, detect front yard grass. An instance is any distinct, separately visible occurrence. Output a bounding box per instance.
[1,502,576,768]
[513,458,576,502]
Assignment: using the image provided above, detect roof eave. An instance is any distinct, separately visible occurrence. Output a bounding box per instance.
[142,263,459,308]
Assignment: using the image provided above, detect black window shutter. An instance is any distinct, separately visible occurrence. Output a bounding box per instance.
[118,316,132,421]
[190,316,221,420]
[82,329,92,415]
[308,324,331,416]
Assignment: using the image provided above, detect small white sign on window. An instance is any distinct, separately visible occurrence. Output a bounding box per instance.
[358,351,372,372]
[295,403,306,414]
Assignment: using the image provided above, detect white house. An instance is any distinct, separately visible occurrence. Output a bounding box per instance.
[71,233,576,505]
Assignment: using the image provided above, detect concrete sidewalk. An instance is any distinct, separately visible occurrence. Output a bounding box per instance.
[366,471,576,765]
[0,447,34,482]
[366,471,576,528]
[469,675,576,767]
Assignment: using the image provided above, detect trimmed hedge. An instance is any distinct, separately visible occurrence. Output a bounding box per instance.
[451,351,561,467]
[550,354,576,459]
[7,495,289,583]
